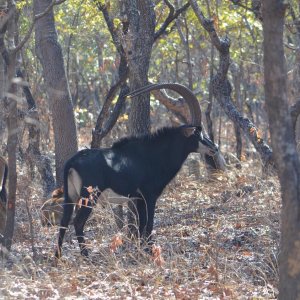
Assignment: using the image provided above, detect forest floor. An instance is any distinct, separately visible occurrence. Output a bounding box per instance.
[0,156,280,299]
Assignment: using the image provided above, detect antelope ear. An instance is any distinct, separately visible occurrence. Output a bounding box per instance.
[182,127,196,137]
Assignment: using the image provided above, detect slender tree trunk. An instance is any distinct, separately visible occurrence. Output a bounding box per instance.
[34,0,78,186]
[2,1,17,250]
[4,52,17,251]
[262,1,300,298]
[0,55,5,149]
[123,0,155,236]
[231,63,243,160]
[175,9,193,89]
[205,44,215,142]
[290,6,300,143]
[124,0,155,135]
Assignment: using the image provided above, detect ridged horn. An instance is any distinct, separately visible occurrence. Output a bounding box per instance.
[126,83,202,125]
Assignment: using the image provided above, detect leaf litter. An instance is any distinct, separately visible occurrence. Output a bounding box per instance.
[0,158,280,299]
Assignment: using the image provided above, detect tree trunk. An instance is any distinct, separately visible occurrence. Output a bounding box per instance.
[175,10,193,89]
[123,0,155,236]
[34,0,78,186]
[93,1,189,143]
[3,52,17,251]
[0,55,5,150]
[205,44,215,142]
[124,0,155,135]
[289,3,300,143]
[231,63,243,160]
[2,1,17,250]
[262,1,300,298]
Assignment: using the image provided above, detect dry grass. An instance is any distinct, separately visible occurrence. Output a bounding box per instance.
[0,158,280,299]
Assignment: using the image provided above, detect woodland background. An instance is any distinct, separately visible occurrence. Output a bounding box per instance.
[0,0,298,299]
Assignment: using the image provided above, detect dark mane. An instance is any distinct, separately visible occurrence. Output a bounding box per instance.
[111,126,184,149]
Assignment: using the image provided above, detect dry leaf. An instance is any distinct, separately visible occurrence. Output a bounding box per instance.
[241,250,252,257]
[235,222,242,229]
[110,235,123,253]
[152,245,165,267]
[249,127,256,135]
[207,265,219,281]
[212,14,219,30]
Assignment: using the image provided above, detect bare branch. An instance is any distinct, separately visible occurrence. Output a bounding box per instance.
[190,0,226,53]
[164,0,174,12]
[14,0,67,53]
[154,2,190,41]
[91,66,129,148]
[228,0,253,12]
[95,2,125,56]
[190,0,273,165]
[92,84,129,147]
[228,0,262,21]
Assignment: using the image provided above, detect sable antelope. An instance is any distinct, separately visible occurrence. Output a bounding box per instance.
[55,83,221,258]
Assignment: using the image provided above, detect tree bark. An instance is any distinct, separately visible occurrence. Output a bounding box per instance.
[4,56,17,251]
[123,0,155,236]
[231,63,243,160]
[0,55,5,150]
[205,43,215,142]
[34,0,78,186]
[263,1,300,298]
[93,1,190,143]
[2,1,17,251]
[288,5,300,141]
[124,0,155,135]
[175,8,193,89]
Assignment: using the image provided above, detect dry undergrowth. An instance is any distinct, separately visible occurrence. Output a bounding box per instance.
[0,158,280,299]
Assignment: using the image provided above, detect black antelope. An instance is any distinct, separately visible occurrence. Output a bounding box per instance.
[56,83,220,258]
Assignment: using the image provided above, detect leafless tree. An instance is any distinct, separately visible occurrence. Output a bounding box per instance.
[262,1,300,298]
[34,0,78,186]
[189,0,273,167]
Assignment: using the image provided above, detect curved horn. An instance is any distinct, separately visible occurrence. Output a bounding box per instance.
[126,83,202,125]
